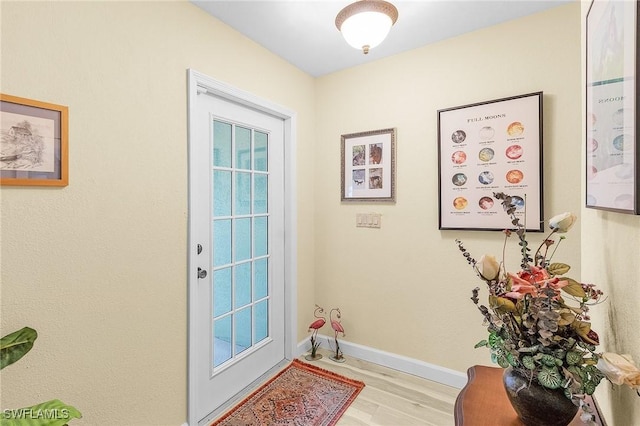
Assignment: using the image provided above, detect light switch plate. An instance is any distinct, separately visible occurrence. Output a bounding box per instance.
[356,213,381,228]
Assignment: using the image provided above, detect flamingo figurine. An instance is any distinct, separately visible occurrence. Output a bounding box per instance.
[306,305,326,361]
[329,307,345,363]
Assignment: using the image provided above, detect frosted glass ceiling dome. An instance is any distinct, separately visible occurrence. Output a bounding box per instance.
[335,0,399,54]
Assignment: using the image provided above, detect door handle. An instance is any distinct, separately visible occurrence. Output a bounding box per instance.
[197,267,207,279]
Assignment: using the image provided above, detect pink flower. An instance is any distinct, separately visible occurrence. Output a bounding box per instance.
[541,277,569,291]
[503,267,569,301]
[508,272,533,287]
[505,273,538,299]
[518,266,550,283]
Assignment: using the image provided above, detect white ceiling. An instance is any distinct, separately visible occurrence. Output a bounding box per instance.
[191,0,571,77]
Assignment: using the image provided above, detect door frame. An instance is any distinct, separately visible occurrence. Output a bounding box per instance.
[186,69,297,426]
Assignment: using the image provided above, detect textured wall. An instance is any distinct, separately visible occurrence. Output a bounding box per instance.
[5,2,633,426]
[582,211,640,425]
[314,3,582,374]
[0,2,315,425]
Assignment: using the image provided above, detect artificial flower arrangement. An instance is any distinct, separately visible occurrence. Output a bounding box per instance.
[456,192,639,419]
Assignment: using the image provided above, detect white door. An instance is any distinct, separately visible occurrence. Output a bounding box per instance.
[188,71,294,425]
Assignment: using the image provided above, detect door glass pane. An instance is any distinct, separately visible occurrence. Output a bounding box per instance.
[235,172,251,215]
[235,307,252,355]
[254,300,268,343]
[253,258,268,300]
[234,218,251,261]
[254,217,268,257]
[213,121,232,168]
[234,263,251,308]
[213,315,232,367]
[254,131,268,172]
[211,121,271,370]
[254,174,268,214]
[213,170,231,217]
[213,219,231,266]
[235,127,251,170]
[213,268,232,316]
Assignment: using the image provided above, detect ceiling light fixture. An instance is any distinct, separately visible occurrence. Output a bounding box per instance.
[335,0,399,55]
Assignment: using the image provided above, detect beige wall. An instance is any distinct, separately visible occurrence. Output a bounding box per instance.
[582,210,640,425]
[0,1,315,425]
[3,1,636,425]
[580,3,640,425]
[314,3,582,372]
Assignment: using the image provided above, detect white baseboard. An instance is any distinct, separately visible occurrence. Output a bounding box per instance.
[297,334,467,389]
[182,339,467,425]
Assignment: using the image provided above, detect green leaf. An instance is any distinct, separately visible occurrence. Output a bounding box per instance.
[547,263,571,276]
[497,355,511,368]
[583,381,596,395]
[560,278,587,298]
[1,399,82,425]
[567,365,583,380]
[540,354,558,367]
[522,356,536,370]
[0,327,37,370]
[538,367,562,389]
[488,332,500,348]
[474,340,488,348]
[566,351,582,366]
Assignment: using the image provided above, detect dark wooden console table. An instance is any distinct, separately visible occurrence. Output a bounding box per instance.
[454,365,606,426]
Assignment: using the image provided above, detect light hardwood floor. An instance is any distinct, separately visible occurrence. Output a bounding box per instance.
[299,349,459,426]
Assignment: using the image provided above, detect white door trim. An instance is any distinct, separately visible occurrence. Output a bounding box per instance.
[186,69,297,426]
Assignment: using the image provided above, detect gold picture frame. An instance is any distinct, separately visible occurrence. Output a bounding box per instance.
[1,94,68,186]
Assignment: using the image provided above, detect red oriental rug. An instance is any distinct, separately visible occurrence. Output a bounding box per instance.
[211,359,365,426]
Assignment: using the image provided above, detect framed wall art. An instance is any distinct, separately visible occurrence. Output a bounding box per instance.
[437,92,543,231]
[341,128,396,202]
[586,0,639,214]
[1,94,68,186]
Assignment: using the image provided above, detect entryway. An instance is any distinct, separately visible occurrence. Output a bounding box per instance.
[187,69,297,426]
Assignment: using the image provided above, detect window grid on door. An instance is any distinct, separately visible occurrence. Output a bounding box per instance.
[211,119,270,370]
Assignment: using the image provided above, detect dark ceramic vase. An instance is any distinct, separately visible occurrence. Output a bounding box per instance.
[502,367,578,426]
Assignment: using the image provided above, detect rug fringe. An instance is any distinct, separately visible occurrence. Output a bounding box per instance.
[292,358,366,388]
